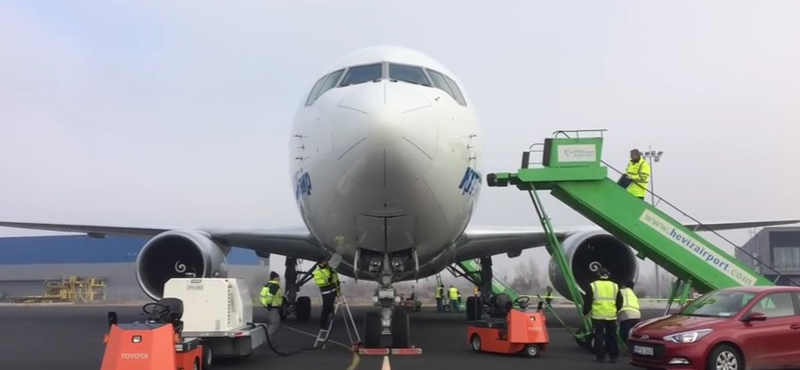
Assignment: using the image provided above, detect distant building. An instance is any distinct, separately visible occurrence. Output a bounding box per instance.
[0,235,269,300]
[736,226,800,285]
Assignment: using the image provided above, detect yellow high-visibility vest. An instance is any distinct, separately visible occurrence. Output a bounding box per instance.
[260,279,283,307]
[590,280,619,320]
[448,287,459,300]
[620,288,640,315]
[625,159,651,198]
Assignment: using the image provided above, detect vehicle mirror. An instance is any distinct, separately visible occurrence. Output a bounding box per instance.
[743,311,767,322]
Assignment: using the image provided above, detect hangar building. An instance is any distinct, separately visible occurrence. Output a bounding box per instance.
[0,234,269,301]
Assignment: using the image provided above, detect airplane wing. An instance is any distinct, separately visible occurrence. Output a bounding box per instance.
[454,219,800,262]
[0,221,327,262]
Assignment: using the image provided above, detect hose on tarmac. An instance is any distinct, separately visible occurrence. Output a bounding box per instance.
[251,314,333,357]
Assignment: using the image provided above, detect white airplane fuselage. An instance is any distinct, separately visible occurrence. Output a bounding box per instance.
[288,46,483,282]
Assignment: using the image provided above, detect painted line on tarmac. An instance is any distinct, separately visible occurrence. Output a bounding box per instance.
[381,355,391,370]
[283,325,361,370]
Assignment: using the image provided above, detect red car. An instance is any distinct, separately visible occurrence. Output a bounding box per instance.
[629,285,800,370]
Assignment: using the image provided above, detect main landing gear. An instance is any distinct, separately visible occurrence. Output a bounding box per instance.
[358,250,417,350]
[277,256,314,322]
[447,256,497,322]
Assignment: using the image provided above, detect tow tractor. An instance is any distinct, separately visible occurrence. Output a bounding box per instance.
[466,294,549,358]
[100,278,268,370]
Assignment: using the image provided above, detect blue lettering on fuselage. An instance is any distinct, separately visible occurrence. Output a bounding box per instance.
[458,167,481,196]
[295,170,312,199]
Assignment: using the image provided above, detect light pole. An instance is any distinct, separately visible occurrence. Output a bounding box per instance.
[642,147,664,297]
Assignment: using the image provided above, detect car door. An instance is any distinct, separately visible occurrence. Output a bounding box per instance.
[739,292,799,368]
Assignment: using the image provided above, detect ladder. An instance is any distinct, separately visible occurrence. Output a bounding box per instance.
[313,285,361,350]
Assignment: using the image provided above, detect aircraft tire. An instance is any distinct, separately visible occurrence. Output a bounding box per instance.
[364,311,382,348]
[465,296,481,321]
[391,310,410,348]
[295,296,311,321]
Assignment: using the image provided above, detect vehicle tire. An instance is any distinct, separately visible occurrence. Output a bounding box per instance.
[391,309,410,348]
[706,344,742,370]
[470,334,481,352]
[295,296,311,322]
[194,358,200,370]
[202,344,213,369]
[523,344,540,358]
[364,311,382,348]
[443,305,451,313]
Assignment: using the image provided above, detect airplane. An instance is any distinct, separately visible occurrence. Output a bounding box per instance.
[1,45,798,349]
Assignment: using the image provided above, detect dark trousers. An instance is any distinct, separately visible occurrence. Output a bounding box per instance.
[592,319,619,361]
[619,319,640,348]
[319,291,336,329]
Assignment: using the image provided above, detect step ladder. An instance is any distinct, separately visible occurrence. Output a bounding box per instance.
[313,285,361,350]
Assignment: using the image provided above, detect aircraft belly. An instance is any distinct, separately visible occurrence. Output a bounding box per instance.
[355,214,415,253]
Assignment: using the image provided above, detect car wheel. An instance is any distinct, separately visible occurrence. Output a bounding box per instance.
[706,344,742,370]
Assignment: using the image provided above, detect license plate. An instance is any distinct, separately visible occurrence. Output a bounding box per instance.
[633,345,654,356]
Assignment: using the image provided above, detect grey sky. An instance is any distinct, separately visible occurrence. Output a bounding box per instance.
[1,0,798,282]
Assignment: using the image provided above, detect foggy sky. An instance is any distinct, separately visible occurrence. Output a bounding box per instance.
[1,0,798,282]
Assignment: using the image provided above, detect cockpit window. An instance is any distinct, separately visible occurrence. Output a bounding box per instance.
[316,69,345,100]
[389,63,431,86]
[340,63,383,87]
[425,69,467,106]
[304,75,327,106]
[443,74,467,106]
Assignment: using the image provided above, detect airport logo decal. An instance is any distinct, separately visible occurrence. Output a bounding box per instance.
[295,170,312,199]
[458,166,482,196]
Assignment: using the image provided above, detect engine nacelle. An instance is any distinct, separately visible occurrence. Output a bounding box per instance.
[548,230,639,302]
[135,230,229,301]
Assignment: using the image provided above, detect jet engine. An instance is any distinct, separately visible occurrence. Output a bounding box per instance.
[547,230,639,302]
[135,230,229,300]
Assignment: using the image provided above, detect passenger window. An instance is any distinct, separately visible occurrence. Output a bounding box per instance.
[389,64,432,86]
[750,293,796,318]
[305,75,328,106]
[315,69,345,100]
[426,69,456,101]
[340,63,383,87]
[443,74,467,106]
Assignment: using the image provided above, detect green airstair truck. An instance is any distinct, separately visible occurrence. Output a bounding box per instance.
[485,129,784,350]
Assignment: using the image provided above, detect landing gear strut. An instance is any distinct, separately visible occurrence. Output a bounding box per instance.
[360,251,416,349]
[279,257,314,321]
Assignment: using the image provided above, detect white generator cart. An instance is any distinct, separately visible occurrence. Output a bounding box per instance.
[163,278,267,368]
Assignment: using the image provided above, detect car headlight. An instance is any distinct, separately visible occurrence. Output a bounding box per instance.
[662,329,713,343]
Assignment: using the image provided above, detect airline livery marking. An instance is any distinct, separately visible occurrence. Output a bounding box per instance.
[294,170,312,199]
[458,167,482,196]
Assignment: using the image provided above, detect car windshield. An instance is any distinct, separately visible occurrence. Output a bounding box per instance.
[678,290,757,318]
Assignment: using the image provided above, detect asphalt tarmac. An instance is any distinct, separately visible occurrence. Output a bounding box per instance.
[0,304,668,370]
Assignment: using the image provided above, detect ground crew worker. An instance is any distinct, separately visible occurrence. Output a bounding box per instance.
[259,271,283,337]
[582,268,623,363]
[545,286,553,306]
[617,281,641,349]
[313,257,340,330]
[625,149,651,200]
[435,284,445,312]
[448,285,460,312]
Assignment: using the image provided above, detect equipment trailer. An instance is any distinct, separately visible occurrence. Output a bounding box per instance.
[162,278,269,368]
[486,129,794,350]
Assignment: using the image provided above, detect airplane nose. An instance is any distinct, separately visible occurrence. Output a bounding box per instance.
[333,81,439,188]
